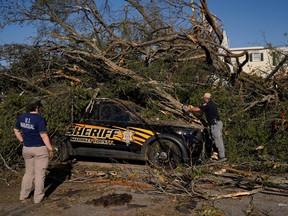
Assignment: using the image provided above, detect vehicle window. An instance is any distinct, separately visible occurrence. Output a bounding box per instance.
[84,103,100,121]
[99,104,136,122]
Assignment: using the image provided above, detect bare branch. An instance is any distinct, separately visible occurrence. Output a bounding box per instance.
[264,55,288,82]
[0,153,18,174]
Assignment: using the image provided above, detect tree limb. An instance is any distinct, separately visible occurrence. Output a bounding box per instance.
[0,153,18,174]
[264,55,288,82]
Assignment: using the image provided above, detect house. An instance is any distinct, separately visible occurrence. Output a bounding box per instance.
[230,46,288,78]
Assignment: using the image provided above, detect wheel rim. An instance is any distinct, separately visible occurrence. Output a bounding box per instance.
[148,139,181,169]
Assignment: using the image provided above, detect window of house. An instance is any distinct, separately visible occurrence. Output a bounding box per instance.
[272,52,277,66]
[249,52,264,62]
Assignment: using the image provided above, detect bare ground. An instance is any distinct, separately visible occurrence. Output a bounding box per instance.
[0,159,287,216]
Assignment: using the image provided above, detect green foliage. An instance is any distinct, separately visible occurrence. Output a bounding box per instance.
[172,85,287,164]
[1,79,287,171]
[217,92,287,164]
[0,92,30,168]
[0,87,94,169]
[1,0,286,174]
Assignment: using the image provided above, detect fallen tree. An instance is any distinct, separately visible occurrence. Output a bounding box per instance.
[0,0,248,122]
[0,0,287,170]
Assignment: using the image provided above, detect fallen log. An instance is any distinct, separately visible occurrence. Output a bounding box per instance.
[211,167,288,195]
[211,188,263,200]
[212,166,254,177]
[224,167,253,177]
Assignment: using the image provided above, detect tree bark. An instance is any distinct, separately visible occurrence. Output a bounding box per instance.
[264,55,288,82]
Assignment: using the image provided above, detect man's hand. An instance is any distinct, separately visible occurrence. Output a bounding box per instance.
[49,150,54,160]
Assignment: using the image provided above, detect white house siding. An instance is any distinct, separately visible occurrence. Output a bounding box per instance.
[230,46,288,78]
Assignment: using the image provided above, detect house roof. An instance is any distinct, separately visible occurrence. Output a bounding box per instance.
[230,46,264,51]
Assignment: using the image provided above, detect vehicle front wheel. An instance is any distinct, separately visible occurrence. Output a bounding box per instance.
[146,139,182,169]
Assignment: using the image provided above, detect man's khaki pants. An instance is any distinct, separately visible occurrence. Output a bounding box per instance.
[20,146,49,203]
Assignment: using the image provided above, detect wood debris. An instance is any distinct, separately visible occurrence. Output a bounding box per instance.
[67,178,153,189]
[211,188,263,200]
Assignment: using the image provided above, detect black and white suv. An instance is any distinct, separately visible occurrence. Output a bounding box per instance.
[61,98,212,168]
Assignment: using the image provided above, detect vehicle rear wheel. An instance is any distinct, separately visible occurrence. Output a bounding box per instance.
[58,141,70,162]
[146,139,182,169]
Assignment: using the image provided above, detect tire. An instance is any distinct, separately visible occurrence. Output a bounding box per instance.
[58,141,70,162]
[146,138,182,169]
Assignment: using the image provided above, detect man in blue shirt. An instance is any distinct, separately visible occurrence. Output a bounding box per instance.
[183,93,227,162]
[14,98,54,204]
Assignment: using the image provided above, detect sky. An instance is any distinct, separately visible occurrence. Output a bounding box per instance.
[208,0,288,47]
[0,0,287,48]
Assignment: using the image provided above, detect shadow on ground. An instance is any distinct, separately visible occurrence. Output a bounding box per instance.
[74,156,147,166]
[44,162,73,198]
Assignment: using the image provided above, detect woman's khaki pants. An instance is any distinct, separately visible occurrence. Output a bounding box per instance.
[20,146,49,203]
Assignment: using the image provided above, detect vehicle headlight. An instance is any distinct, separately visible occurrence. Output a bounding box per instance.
[174,128,195,136]
[174,130,184,135]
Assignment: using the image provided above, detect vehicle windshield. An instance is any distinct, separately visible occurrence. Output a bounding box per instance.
[83,98,201,127]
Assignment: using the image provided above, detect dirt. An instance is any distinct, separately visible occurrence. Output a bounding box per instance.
[0,160,287,216]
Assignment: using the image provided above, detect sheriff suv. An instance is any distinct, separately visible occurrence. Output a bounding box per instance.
[61,98,212,169]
